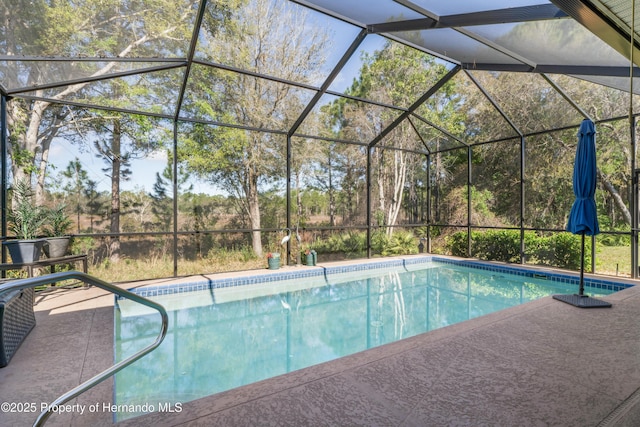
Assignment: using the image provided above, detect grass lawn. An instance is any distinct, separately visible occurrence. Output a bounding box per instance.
[597,245,631,277]
[20,245,634,286]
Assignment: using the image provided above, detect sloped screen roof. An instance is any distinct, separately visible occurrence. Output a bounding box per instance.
[1,0,639,149]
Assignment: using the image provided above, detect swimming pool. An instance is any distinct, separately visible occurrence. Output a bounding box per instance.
[113,256,632,421]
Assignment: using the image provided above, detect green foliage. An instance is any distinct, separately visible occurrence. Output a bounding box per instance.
[340,231,367,255]
[8,202,48,240]
[8,181,48,239]
[70,237,95,257]
[374,210,385,227]
[298,189,329,217]
[7,0,638,276]
[314,231,366,256]
[259,190,286,231]
[207,246,258,264]
[447,231,470,258]
[448,229,521,262]
[533,233,590,270]
[150,171,173,230]
[11,147,37,175]
[62,158,89,228]
[475,230,522,263]
[83,180,107,233]
[371,230,389,254]
[43,204,73,237]
[314,230,418,257]
[598,232,630,247]
[446,229,590,270]
[470,187,500,222]
[595,213,630,246]
[382,231,419,256]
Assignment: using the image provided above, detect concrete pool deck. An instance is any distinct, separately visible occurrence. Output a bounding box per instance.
[1,258,640,426]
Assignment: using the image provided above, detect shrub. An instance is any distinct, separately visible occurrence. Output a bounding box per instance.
[382,230,418,256]
[447,231,469,258]
[447,229,521,263]
[316,229,418,257]
[315,231,367,256]
[445,229,590,270]
[598,232,630,247]
[371,230,389,254]
[535,233,589,270]
[342,231,366,254]
[473,229,521,263]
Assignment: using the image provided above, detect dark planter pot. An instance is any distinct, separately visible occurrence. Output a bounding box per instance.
[44,236,70,258]
[3,239,46,264]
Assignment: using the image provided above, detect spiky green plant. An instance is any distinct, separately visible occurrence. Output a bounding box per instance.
[43,204,73,237]
[383,231,418,256]
[7,180,47,240]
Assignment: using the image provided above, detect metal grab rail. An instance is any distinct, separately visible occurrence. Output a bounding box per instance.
[0,270,169,427]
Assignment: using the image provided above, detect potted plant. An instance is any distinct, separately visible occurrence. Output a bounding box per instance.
[43,204,73,258]
[267,252,280,270]
[302,248,317,266]
[4,181,48,263]
[302,248,312,266]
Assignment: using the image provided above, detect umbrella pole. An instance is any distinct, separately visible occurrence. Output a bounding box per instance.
[552,231,611,308]
[579,232,585,296]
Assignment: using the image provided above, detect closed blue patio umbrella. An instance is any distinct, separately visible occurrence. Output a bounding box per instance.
[553,119,611,308]
[566,119,599,240]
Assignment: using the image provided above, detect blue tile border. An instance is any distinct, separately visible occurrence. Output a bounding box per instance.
[118,256,634,300]
[432,257,633,292]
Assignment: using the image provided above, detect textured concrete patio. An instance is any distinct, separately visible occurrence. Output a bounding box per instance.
[2,265,640,426]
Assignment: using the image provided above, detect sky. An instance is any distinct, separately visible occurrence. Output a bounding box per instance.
[47,139,166,194]
[47,139,221,196]
[41,8,395,197]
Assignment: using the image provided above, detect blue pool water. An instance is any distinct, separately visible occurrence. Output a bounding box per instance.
[113,257,630,420]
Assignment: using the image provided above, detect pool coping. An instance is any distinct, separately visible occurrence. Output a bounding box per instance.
[120,254,635,298]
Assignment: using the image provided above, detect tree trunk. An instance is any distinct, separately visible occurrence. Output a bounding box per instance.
[434,148,442,223]
[296,171,302,224]
[378,160,386,227]
[597,168,631,226]
[328,148,335,227]
[408,170,418,223]
[8,12,188,207]
[8,99,48,208]
[35,110,67,204]
[247,168,262,257]
[110,120,122,263]
[386,150,407,237]
[541,193,555,220]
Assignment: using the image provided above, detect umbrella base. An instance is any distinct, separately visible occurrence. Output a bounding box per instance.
[552,294,612,308]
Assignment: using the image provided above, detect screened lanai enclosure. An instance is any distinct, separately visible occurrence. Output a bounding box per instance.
[2,0,640,282]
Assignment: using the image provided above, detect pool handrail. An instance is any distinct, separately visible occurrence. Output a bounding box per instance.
[0,270,169,427]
